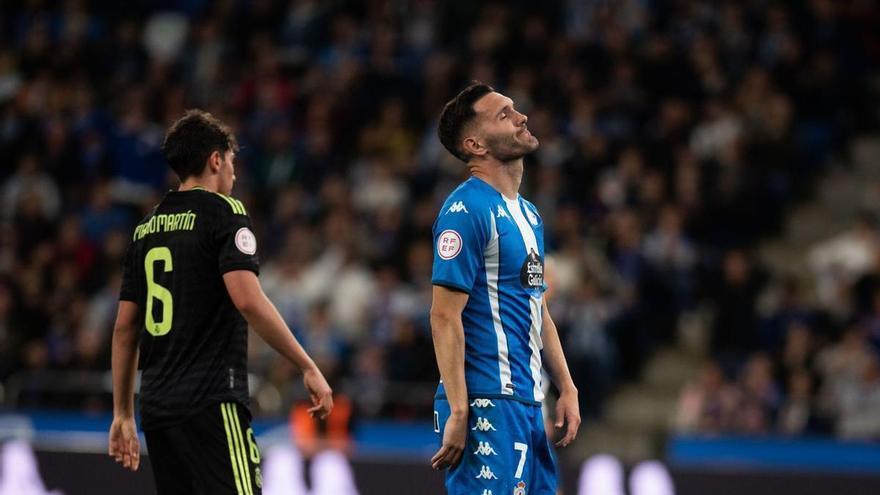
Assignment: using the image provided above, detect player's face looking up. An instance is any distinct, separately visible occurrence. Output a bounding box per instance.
[467,92,539,162]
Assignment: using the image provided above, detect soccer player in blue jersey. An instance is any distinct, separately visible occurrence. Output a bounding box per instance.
[429,82,581,494]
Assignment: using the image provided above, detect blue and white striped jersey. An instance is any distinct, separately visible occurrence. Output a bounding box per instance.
[432,176,547,405]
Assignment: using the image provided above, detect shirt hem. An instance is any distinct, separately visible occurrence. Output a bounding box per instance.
[434,392,541,407]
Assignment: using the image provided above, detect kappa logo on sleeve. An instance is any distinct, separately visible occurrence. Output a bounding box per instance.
[446,201,468,214]
[437,230,463,260]
[235,227,257,255]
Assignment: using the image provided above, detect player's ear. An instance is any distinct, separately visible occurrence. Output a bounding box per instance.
[207,150,222,174]
[462,135,487,158]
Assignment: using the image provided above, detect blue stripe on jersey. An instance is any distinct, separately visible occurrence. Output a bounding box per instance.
[431,177,547,404]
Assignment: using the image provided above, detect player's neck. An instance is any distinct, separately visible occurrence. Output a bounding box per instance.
[178,176,219,193]
[469,158,522,200]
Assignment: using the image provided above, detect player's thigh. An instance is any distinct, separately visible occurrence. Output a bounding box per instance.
[526,405,559,494]
[145,427,194,495]
[184,402,263,495]
[437,397,535,495]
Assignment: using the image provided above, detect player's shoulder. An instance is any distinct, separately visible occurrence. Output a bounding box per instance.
[439,177,496,217]
[196,189,249,217]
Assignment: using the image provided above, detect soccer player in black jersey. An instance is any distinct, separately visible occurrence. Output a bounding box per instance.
[108,110,333,495]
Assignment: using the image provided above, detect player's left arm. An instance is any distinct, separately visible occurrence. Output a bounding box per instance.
[109,300,141,471]
[541,298,581,447]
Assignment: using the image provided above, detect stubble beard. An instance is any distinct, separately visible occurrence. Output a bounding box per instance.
[486,132,540,163]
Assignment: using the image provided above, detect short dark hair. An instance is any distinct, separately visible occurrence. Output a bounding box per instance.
[438,82,494,162]
[162,109,238,181]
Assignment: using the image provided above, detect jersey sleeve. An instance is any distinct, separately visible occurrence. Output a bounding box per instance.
[119,240,142,302]
[214,207,260,276]
[431,200,489,293]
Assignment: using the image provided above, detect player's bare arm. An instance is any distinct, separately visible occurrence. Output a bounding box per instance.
[224,269,333,419]
[429,285,470,470]
[109,300,142,471]
[541,298,580,447]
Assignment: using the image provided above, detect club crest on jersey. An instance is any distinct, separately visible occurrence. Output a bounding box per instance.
[525,207,539,226]
[437,230,463,260]
[446,201,468,214]
[520,249,544,292]
[513,481,526,495]
[235,227,257,255]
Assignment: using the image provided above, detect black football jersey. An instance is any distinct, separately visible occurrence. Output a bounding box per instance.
[119,187,259,430]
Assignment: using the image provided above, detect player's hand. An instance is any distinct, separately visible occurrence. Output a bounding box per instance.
[554,388,581,447]
[431,411,467,470]
[108,415,141,471]
[303,366,333,419]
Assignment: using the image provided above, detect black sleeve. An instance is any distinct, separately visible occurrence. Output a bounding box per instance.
[215,209,260,275]
[119,240,141,302]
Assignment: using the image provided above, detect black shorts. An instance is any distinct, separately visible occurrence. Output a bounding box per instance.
[144,402,263,495]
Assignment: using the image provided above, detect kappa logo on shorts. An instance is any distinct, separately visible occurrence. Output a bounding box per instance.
[472,417,496,432]
[513,481,526,495]
[482,490,493,495]
[470,398,496,408]
[475,465,498,480]
[446,201,469,214]
[474,441,498,456]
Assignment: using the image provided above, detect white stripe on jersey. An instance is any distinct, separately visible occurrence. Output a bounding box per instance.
[485,214,513,395]
[503,197,545,402]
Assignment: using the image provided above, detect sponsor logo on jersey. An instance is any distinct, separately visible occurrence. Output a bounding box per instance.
[472,417,496,432]
[446,201,469,214]
[235,227,257,255]
[496,205,508,218]
[437,229,463,260]
[475,465,498,480]
[474,441,498,456]
[520,248,544,291]
[471,398,496,408]
[513,481,526,495]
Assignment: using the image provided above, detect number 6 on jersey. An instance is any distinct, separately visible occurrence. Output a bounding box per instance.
[145,246,174,336]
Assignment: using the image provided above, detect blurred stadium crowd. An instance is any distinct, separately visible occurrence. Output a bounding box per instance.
[0,0,878,440]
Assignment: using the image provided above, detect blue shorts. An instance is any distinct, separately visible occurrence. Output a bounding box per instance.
[434,397,558,495]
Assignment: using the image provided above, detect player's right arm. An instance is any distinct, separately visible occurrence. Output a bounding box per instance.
[110,239,143,472]
[430,285,470,470]
[429,193,490,470]
[224,270,333,419]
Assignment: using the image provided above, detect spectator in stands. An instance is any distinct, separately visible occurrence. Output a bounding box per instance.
[734,353,779,434]
[709,250,767,372]
[675,360,737,434]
